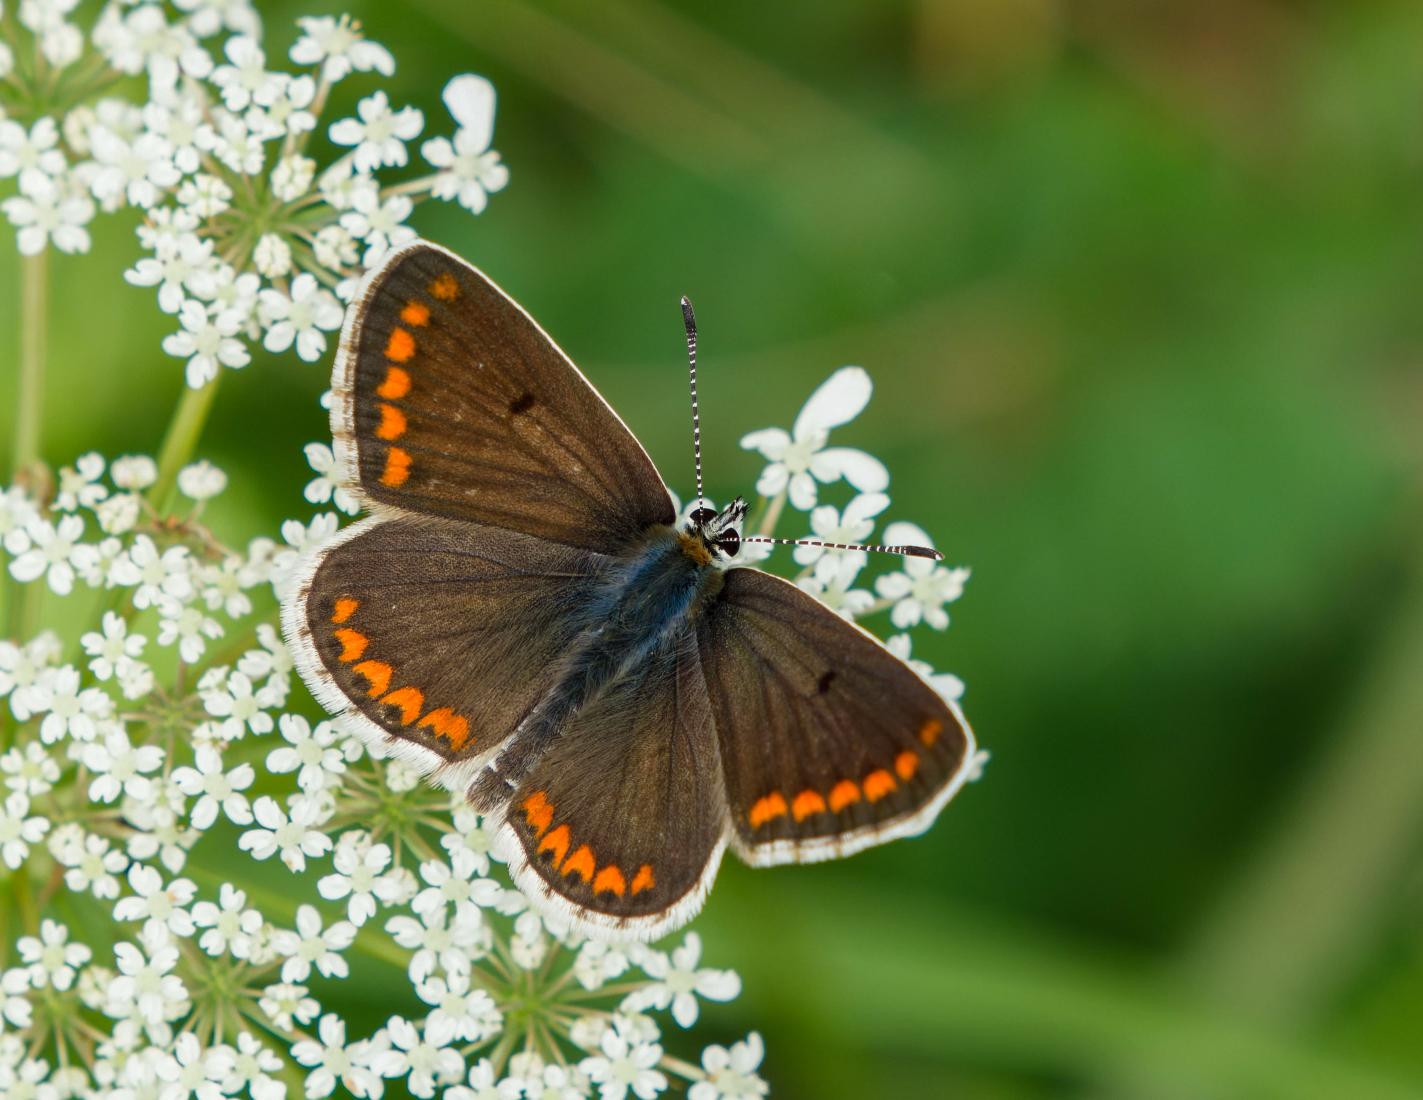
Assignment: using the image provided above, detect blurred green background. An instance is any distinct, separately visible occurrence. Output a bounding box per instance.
[6,1,1423,1096]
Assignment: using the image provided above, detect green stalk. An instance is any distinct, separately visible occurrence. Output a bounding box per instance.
[11,249,47,481]
[147,374,222,515]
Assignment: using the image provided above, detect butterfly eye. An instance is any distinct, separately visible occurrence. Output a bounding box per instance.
[689,507,717,528]
[715,530,741,557]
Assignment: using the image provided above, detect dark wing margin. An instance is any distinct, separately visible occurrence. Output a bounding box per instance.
[331,239,676,554]
[495,627,729,942]
[696,567,976,866]
[282,513,612,793]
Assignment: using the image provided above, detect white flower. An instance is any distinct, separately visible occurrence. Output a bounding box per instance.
[330,90,423,172]
[113,864,197,941]
[211,35,281,110]
[81,611,149,684]
[793,491,889,572]
[156,593,224,663]
[9,514,87,595]
[112,534,193,608]
[191,883,263,959]
[412,847,503,924]
[177,459,229,501]
[374,1015,465,1098]
[291,1013,383,1099]
[258,982,319,1032]
[155,1030,232,1100]
[253,231,292,278]
[886,634,965,703]
[88,126,181,210]
[339,187,415,265]
[267,713,345,790]
[111,453,158,490]
[575,941,632,992]
[125,231,216,313]
[0,793,49,868]
[303,442,359,514]
[30,664,114,743]
[17,919,91,991]
[53,827,129,898]
[271,153,315,202]
[163,301,250,388]
[271,905,355,984]
[689,1033,767,1100]
[873,522,968,630]
[172,745,255,828]
[795,552,874,620]
[0,117,67,194]
[259,273,343,361]
[416,969,502,1045]
[318,831,403,926]
[290,14,395,82]
[54,451,108,510]
[580,1016,667,1100]
[629,934,740,1028]
[0,487,39,554]
[740,366,888,510]
[239,795,333,872]
[447,1059,524,1100]
[1,742,60,796]
[203,669,278,738]
[108,938,189,1027]
[2,176,94,255]
[84,728,163,804]
[224,1030,285,1100]
[422,75,508,214]
[386,904,489,986]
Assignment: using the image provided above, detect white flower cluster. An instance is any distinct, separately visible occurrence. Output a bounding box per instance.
[0,5,508,386]
[0,446,767,1099]
[739,365,980,712]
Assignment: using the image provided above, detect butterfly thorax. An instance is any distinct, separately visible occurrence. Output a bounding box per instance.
[467,526,723,810]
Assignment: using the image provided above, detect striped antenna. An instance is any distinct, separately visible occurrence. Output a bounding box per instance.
[681,295,705,509]
[741,535,943,561]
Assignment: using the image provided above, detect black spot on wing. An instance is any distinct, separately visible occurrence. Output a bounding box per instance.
[509,391,537,415]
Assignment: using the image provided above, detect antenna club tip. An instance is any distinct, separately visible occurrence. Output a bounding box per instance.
[903,545,943,561]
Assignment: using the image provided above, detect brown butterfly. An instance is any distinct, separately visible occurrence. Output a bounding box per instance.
[281,240,979,941]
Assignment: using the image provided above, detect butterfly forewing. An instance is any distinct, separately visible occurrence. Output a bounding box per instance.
[498,628,729,940]
[287,514,611,787]
[333,241,675,553]
[697,568,975,865]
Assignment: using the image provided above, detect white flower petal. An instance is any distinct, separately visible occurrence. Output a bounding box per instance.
[793,365,871,437]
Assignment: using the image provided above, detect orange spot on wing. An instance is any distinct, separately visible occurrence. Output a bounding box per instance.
[522,791,554,837]
[417,707,471,751]
[919,719,943,747]
[749,792,788,828]
[792,789,827,822]
[331,598,359,624]
[385,327,416,363]
[631,864,655,894]
[895,751,920,781]
[333,628,368,663]
[593,865,626,896]
[538,824,570,866]
[352,661,392,697]
[561,845,595,883]
[828,779,861,812]
[431,272,459,300]
[400,301,430,326]
[380,686,424,725]
[863,769,897,802]
[381,447,411,487]
[377,366,410,399]
[376,403,407,441]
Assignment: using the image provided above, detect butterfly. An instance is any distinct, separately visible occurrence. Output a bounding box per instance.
[281,240,979,941]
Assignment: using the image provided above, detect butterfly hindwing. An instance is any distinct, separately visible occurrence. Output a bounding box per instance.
[697,567,976,866]
[497,627,729,940]
[284,513,612,789]
[333,241,676,554]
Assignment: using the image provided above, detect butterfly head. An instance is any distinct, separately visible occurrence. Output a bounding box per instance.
[687,497,747,560]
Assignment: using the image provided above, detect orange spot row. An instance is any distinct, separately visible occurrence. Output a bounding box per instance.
[431,272,459,300]
[381,447,410,487]
[747,747,933,829]
[330,599,473,753]
[919,719,942,747]
[521,789,655,897]
[377,366,410,400]
[400,301,430,326]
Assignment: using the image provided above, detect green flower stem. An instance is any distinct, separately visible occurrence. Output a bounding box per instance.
[11,249,47,481]
[147,374,222,515]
